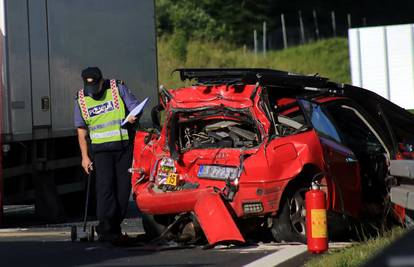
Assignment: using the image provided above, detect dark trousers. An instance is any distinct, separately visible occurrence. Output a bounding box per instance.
[93,146,132,235]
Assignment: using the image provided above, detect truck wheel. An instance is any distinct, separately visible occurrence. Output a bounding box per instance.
[271,188,307,243]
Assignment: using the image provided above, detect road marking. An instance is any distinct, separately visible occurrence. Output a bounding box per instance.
[0,228,28,233]
[215,242,302,253]
[0,231,144,238]
[243,244,307,267]
[0,232,69,237]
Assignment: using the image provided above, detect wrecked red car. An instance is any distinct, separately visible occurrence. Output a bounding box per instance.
[130,69,414,246]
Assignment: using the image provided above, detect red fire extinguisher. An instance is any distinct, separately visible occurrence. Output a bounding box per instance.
[305,181,328,254]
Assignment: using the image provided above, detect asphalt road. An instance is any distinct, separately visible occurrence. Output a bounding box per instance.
[0,203,336,267]
[0,231,310,267]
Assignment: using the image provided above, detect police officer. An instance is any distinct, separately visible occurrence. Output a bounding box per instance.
[74,67,139,242]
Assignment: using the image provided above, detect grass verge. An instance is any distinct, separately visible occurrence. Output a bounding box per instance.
[304,227,406,267]
[158,37,350,88]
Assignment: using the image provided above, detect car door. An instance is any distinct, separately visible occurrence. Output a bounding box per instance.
[299,99,362,217]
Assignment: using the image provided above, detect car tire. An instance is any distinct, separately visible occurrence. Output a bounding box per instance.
[271,188,307,243]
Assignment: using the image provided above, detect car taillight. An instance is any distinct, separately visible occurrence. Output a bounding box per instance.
[156,157,177,186]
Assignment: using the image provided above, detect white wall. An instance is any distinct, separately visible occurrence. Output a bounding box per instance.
[349,24,414,109]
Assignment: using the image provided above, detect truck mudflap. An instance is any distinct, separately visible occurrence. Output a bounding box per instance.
[135,184,245,245]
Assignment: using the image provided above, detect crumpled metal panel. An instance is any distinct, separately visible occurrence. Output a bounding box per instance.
[194,190,245,246]
[135,184,245,246]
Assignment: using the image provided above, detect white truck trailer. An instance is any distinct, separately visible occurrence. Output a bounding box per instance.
[0,0,158,224]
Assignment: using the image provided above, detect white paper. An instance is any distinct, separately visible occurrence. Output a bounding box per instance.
[121,97,149,126]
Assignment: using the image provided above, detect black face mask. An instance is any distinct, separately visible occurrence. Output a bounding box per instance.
[91,88,105,100]
[84,79,103,99]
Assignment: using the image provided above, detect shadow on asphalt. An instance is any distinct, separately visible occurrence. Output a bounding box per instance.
[0,241,150,267]
[2,200,142,229]
[0,241,214,267]
[0,238,270,267]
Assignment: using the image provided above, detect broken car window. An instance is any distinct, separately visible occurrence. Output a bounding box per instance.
[325,104,384,153]
[174,108,261,152]
[300,100,342,143]
[270,98,308,137]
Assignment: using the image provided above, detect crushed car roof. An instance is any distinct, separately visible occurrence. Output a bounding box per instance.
[170,68,414,152]
[169,84,258,109]
[174,68,331,88]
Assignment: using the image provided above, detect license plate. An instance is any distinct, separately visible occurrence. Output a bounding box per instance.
[166,173,178,186]
[198,165,239,180]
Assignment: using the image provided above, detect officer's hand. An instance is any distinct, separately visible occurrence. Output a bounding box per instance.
[127,115,137,124]
[82,156,93,174]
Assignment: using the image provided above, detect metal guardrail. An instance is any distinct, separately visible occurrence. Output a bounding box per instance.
[390,160,414,210]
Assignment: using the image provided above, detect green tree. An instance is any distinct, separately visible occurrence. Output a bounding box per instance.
[156,0,226,40]
[169,29,188,62]
[156,0,414,46]
[156,0,274,45]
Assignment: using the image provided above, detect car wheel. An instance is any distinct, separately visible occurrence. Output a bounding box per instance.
[271,188,307,243]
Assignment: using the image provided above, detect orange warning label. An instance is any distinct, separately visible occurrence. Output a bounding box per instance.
[311,209,327,238]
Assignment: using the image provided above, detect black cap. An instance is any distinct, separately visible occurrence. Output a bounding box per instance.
[81,67,103,97]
